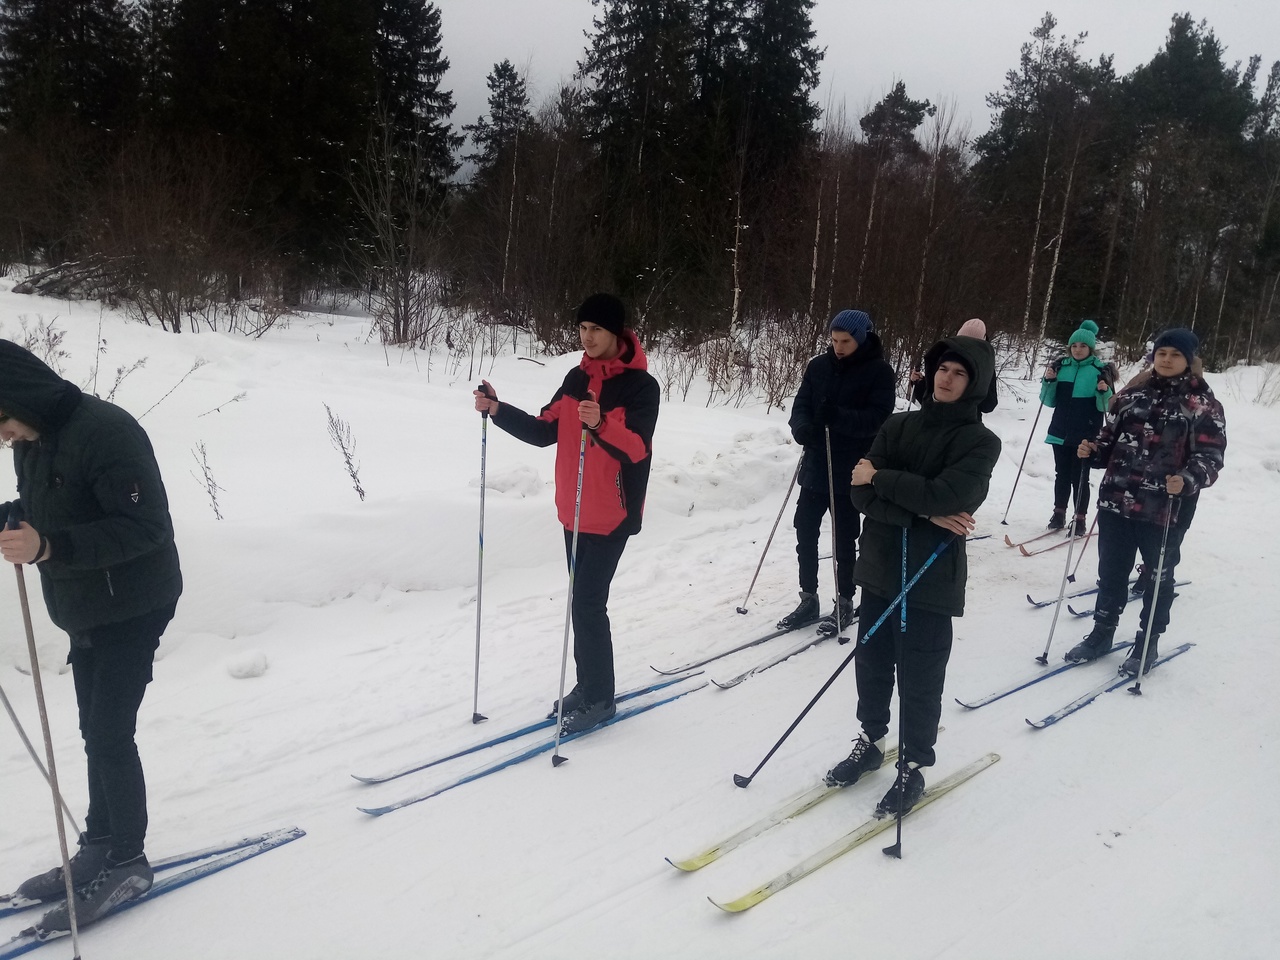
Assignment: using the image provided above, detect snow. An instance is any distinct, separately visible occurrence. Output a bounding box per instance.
[1,287,1277,958]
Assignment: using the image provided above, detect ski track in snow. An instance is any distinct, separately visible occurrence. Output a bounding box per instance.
[1,287,1277,958]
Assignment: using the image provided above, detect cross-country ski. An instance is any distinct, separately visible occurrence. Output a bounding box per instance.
[1026,644,1195,728]
[708,755,1000,912]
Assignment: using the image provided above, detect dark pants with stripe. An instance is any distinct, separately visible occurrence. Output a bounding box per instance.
[564,530,629,704]
[794,486,860,599]
[69,604,175,862]
[854,590,952,768]
[1095,510,1178,637]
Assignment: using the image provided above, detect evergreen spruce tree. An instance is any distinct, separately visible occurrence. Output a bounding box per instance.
[0,0,140,133]
[736,0,822,179]
[375,0,462,192]
[462,58,531,182]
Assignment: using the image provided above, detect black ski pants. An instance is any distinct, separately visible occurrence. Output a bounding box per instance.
[794,486,859,599]
[853,590,952,768]
[69,603,174,863]
[564,530,629,704]
[1095,510,1178,637]
[1052,443,1091,516]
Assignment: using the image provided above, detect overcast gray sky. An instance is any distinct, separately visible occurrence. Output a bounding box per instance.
[434,1,1280,144]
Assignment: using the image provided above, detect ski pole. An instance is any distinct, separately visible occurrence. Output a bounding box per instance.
[999,400,1045,525]
[471,383,495,724]
[732,534,956,788]
[551,414,591,767]
[0,679,82,836]
[1067,512,1098,583]
[1129,496,1176,696]
[735,456,801,614]
[1037,462,1092,664]
[822,426,846,640]
[7,511,82,955]
[884,528,909,858]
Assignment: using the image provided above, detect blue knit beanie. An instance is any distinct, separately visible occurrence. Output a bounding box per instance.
[1152,327,1198,362]
[830,309,873,345]
[1068,319,1099,350]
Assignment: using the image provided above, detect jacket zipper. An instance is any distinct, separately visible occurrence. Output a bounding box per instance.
[105,570,115,597]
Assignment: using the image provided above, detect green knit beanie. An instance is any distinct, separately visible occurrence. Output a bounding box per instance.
[1068,319,1099,350]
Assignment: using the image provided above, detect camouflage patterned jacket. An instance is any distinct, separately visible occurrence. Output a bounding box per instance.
[1088,370,1226,527]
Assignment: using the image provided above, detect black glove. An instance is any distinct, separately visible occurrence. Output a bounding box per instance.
[792,424,816,447]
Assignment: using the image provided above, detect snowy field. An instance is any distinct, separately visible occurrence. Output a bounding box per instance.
[1,285,1277,959]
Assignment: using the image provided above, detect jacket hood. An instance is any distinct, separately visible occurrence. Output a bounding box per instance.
[580,329,648,379]
[0,340,81,433]
[922,335,995,409]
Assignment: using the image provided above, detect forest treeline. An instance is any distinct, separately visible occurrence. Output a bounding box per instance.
[0,1,1276,379]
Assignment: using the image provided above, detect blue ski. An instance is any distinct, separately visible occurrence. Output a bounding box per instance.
[352,672,700,784]
[1067,580,1189,618]
[0,827,305,958]
[1025,643,1193,728]
[359,683,706,816]
[1,829,307,918]
[954,641,1135,709]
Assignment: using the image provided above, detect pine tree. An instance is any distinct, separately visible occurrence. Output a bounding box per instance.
[0,0,140,133]
[375,0,462,189]
[462,59,531,181]
[735,0,822,179]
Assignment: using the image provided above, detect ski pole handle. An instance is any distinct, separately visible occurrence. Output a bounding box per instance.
[476,382,496,420]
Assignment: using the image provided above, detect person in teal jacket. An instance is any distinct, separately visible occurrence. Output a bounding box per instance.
[1041,320,1114,535]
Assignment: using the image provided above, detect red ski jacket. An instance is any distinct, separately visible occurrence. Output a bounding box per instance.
[492,331,659,537]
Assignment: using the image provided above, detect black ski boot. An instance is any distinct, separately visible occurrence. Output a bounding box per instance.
[560,699,616,735]
[777,591,820,630]
[1072,513,1088,537]
[1047,507,1066,530]
[1120,635,1159,676]
[1064,623,1116,663]
[876,762,925,819]
[15,834,111,903]
[824,733,884,787]
[547,684,584,719]
[36,855,153,934]
[817,596,857,637]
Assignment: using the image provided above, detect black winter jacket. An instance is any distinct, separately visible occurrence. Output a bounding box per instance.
[850,336,1001,617]
[789,333,895,495]
[0,340,182,634]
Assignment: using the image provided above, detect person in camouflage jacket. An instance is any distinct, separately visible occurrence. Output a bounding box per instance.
[1067,328,1226,673]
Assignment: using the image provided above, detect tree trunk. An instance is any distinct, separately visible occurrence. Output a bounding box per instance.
[1030,129,1079,376]
[1021,123,1054,337]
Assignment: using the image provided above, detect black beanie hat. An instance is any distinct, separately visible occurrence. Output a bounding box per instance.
[576,293,626,338]
[938,349,975,381]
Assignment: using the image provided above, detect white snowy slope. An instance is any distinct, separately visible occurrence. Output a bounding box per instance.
[1,288,1277,959]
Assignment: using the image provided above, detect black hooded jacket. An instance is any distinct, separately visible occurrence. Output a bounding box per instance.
[850,336,1001,616]
[0,340,182,634]
[788,332,896,494]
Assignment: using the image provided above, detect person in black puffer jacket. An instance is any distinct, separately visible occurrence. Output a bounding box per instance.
[779,309,895,635]
[0,339,181,926]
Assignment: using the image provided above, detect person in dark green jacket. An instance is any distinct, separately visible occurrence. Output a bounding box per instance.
[824,335,1000,818]
[0,339,181,931]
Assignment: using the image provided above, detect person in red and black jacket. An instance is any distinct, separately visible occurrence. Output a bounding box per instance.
[473,293,659,734]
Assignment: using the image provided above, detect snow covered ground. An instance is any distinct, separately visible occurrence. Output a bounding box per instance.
[1,287,1277,959]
